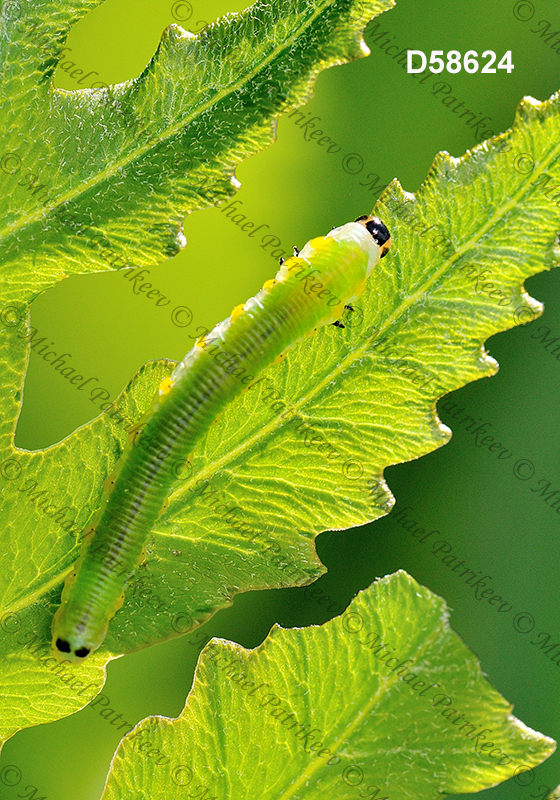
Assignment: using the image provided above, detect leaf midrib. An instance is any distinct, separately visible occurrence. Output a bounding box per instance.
[0,0,342,244]
[268,599,447,800]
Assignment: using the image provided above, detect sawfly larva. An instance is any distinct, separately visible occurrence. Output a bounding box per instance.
[51,214,391,660]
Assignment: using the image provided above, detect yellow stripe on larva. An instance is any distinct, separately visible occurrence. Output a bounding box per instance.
[158,376,174,396]
[231,303,245,322]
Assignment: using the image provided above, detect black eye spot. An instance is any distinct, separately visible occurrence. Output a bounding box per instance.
[368,217,391,244]
[355,215,392,258]
[74,646,91,658]
[56,638,71,653]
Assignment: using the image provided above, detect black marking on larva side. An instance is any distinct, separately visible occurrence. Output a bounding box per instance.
[104,473,117,493]
[52,217,391,659]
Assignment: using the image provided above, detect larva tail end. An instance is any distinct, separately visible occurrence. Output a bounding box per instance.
[51,613,94,662]
[51,634,92,662]
[51,604,105,662]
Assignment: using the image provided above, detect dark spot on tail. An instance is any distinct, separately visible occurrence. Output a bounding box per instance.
[56,638,71,653]
[74,646,91,658]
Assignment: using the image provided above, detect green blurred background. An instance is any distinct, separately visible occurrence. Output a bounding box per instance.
[2,0,560,797]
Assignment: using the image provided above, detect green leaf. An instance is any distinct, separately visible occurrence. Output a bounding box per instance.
[0,0,394,295]
[100,571,555,799]
[0,0,395,746]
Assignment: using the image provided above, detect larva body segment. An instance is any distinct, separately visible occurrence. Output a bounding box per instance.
[51,218,390,660]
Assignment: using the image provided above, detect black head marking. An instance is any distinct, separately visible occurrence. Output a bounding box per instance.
[56,638,71,653]
[355,215,391,257]
[74,646,91,658]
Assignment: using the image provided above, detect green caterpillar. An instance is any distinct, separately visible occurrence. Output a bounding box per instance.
[51,215,392,660]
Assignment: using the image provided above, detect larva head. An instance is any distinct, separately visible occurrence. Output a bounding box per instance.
[355,215,391,258]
